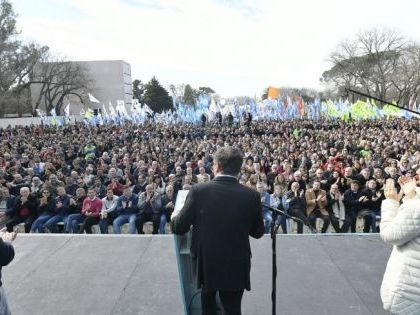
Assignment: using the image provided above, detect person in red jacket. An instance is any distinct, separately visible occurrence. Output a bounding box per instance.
[67,189,102,234]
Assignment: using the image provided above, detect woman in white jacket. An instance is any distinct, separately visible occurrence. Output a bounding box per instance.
[380,176,420,314]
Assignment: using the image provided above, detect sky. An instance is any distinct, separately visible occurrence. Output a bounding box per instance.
[12,0,420,97]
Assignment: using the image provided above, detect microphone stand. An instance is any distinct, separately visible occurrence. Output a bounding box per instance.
[262,203,306,315]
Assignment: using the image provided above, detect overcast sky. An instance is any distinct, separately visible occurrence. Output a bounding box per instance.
[13,0,420,97]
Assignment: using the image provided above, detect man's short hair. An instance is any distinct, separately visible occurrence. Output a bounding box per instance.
[214,147,243,176]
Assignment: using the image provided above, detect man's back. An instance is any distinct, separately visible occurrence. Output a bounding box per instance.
[171,176,264,291]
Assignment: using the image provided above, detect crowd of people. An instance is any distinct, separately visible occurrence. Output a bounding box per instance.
[0,117,418,235]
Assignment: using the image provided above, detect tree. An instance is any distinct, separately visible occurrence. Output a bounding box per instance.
[31,55,92,115]
[0,0,49,117]
[261,88,268,100]
[183,84,196,106]
[198,86,215,95]
[322,28,420,105]
[142,77,173,113]
[133,79,145,103]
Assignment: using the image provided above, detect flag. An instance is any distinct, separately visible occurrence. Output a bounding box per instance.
[85,108,94,120]
[109,102,117,116]
[297,96,305,116]
[102,104,108,117]
[116,100,127,115]
[50,108,57,116]
[267,87,280,100]
[64,104,70,117]
[209,97,219,113]
[88,93,100,103]
[408,94,415,110]
[132,99,140,112]
[143,104,153,115]
[35,109,45,117]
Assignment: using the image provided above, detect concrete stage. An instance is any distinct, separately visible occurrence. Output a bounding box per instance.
[3,234,391,315]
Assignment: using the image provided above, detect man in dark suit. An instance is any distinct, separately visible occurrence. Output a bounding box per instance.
[171,147,264,315]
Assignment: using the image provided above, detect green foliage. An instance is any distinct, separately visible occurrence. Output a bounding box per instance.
[198,86,215,95]
[132,79,145,102]
[0,0,49,117]
[183,84,196,106]
[261,88,268,100]
[142,77,173,113]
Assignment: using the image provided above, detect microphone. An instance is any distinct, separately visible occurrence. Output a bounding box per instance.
[262,203,303,224]
[262,203,318,234]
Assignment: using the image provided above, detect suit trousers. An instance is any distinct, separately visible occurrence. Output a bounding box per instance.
[201,289,244,315]
[308,209,330,233]
[287,208,311,234]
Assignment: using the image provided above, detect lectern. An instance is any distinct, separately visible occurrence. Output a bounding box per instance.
[173,190,201,315]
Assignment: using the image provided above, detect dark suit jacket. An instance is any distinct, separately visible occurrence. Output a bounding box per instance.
[171,176,264,291]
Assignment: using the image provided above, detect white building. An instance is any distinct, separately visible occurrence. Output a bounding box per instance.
[31,60,132,115]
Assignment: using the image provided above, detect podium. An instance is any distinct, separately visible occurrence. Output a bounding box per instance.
[172,190,201,315]
[174,231,201,315]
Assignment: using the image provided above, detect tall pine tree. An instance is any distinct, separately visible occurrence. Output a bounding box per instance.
[142,77,173,113]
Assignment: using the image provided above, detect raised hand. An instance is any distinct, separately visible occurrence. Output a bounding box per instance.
[398,175,417,199]
[384,179,402,202]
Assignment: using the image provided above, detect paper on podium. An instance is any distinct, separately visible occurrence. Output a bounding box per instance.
[172,190,190,218]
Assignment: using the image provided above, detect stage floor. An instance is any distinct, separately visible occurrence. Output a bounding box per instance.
[3,234,391,315]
